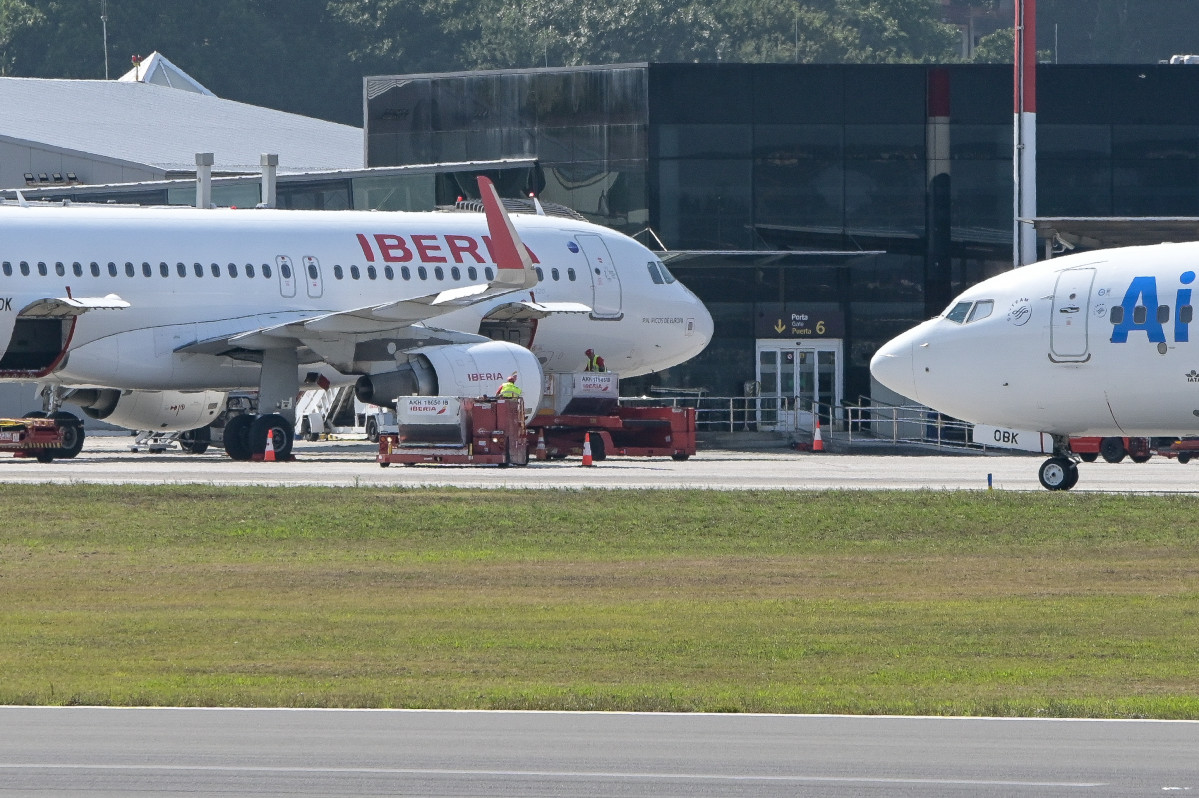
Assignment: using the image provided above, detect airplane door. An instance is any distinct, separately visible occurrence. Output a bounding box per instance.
[575,234,623,319]
[276,256,297,299]
[302,256,324,299]
[1050,267,1096,362]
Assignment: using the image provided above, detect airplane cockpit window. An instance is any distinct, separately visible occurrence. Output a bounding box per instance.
[658,260,678,284]
[944,301,973,323]
[647,261,664,285]
[966,300,994,323]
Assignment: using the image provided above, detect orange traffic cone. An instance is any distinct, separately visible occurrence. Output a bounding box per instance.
[535,430,547,460]
[812,417,824,453]
[264,427,277,462]
[580,432,594,467]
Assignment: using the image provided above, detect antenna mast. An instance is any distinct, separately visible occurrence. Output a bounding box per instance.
[100,0,109,80]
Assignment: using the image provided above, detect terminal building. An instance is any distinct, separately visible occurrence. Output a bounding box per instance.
[9,59,1199,430]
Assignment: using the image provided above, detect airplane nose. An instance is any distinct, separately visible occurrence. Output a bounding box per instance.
[870,333,918,402]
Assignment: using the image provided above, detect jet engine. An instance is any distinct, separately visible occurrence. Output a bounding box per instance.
[355,340,543,416]
[69,388,227,431]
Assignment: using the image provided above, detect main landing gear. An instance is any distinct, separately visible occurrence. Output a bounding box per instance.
[222,413,294,462]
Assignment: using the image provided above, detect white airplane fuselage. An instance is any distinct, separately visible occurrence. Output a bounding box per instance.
[0,203,711,395]
[871,242,1199,437]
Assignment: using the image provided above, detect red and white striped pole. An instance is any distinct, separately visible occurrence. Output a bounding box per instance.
[1014,0,1037,267]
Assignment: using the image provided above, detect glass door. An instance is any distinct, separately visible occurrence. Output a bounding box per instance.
[755,341,843,432]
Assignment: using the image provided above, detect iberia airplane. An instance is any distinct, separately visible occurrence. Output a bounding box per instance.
[871,241,1199,490]
[1,177,712,461]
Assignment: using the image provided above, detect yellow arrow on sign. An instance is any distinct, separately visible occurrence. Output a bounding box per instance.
[774,319,786,333]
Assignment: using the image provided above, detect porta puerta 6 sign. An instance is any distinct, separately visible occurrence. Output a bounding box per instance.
[756,307,845,339]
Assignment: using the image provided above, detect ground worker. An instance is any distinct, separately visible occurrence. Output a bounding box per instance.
[584,348,606,372]
[497,373,522,398]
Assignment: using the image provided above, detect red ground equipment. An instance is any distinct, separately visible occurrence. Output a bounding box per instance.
[377,397,528,467]
[0,416,81,462]
[526,373,696,462]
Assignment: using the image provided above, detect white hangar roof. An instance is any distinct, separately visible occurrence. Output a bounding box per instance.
[0,52,362,180]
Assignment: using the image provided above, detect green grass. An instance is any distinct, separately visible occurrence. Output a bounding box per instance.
[2,485,1198,716]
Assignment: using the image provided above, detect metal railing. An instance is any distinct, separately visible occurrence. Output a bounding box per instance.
[619,394,984,450]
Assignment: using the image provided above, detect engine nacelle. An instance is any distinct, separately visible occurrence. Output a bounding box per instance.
[70,389,226,431]
[355,340,543,417]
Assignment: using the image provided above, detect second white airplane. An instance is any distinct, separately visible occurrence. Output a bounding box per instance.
[871,241,1199,490]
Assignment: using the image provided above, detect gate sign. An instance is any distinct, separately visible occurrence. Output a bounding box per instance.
[755,307,844,338]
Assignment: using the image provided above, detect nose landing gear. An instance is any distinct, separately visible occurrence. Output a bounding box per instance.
[1038,455,1080,491]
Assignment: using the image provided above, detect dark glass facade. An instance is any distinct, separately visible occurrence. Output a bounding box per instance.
[365,63,1199,402]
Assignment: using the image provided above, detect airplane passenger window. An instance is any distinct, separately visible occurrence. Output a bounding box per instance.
[1133,305,1147,325]
[245,264,255,278]
[384,265,394,280]
[141,262,152,277]
[228,263,239,278]
[159,262,169,277]
[262,264,272,279]
[19,262,29,276]
[658,261,678,284]
[535,267,543,281]
[108,262,118,277]
[367,265,377,280]
[450,266,460,281]
[306,263,317,280]
[193,263,203,278]
[467,266,477,281]
[401,266,411,280]
[1157,305,1170,324]
[1,262,10,277]
[551,268,560,281]
[418,266,428,280]
[210,263,220,278]
[91,262,101,277]
[280,263,291,279]
[177,263,186,277]
[944,301,973,323]
[124,262,135,277]
[55,262,65,277]
[647,261,664,285]
[434,266,445,280]
[1182,306,1194,324]
[350,265,360,279]
[333,265,344,280]
[967,300,993,323]
[72,262,82,277]
[38,262,47,276]
[1110,306,1124,324]
[568,268,576,281]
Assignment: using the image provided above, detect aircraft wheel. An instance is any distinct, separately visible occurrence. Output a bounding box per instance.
[179,426,210,455]
[1099,437,1126,464]
[671,453,690,461]
[250,413,293,461]
[1078,452,1099,463]
[223,414,254,461]
[1129,453,1152,464]
[365,417,380,444]
[51,411,85,458]
[1038,456,1078,491]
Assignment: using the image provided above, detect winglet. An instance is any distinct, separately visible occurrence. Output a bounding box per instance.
[477,176,538,289]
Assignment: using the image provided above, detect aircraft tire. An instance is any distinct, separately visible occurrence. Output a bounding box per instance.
[250,413,293,461]
[1038,456,1078,491]
[52,411,85,458]
[223,414,254,461]
[1129,453,1152,464]
[1079,452,1099,463]
[1099,437,1126,464]
[179,426,210,455]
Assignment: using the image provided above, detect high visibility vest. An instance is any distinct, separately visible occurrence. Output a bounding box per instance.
[586,353,599,371]
[498,381,522,398]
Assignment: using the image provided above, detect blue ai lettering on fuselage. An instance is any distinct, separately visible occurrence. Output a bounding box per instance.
[1110,271,1195,343]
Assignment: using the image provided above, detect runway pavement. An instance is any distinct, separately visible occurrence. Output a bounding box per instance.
[0,708,1195,796]
[1,434,1198,492]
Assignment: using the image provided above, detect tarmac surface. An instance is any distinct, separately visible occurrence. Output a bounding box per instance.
[1,707,1195,797]
[2,433,1198,492]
